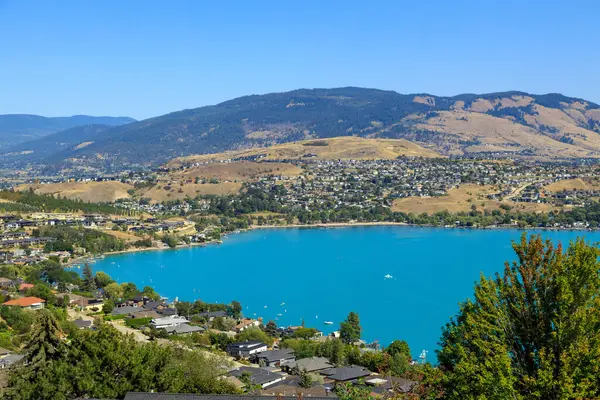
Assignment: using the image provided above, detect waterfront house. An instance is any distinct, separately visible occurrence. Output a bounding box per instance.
[251,348,296,367]
[3,297,46,310]
[151,315,188,329]
[226,341,268,359]
[228,366,285,389]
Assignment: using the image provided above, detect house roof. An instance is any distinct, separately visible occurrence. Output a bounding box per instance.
[254,349,295,362]
[228,366,284,386]
[227,341,267,350]
[194,310,228,318]
[164,324,205,335]
[151,316,187,325]
[73,319,93,329]
[131,310,161,319]
[18,283,34,291]
[3,296,46,307]
[320,365,372,381]
[286,356,334,372]
[112,306,142,315]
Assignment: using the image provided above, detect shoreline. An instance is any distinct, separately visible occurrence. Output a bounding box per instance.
[72,222,598,263]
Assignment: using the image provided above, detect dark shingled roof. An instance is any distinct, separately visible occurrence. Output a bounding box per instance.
[320,365,372,381]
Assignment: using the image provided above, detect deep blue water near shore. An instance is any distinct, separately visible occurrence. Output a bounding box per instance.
[92,226,600,363]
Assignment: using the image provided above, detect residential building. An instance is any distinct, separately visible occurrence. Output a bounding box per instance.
[226,341,268,358]
[228,366,285,389]
[151,315,188,329]
[3,296,46,310]
[251,349,296,367]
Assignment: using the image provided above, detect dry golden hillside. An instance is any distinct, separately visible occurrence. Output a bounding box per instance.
[544,178,600,192]
[392,184,555,214]
[167,137,442,168]
[17,181,134,203]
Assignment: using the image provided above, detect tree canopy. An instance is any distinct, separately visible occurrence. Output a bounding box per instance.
[437,234,600,400]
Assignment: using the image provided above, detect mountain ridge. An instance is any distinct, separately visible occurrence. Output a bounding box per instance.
[4,88,600,173]
[0,114,136,148]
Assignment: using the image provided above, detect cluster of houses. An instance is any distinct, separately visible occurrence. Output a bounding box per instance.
[223,340,416,397]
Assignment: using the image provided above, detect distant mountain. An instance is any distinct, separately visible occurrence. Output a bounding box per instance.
[0,124,113,166]
[5,88,600,172]
[0,114,136,147]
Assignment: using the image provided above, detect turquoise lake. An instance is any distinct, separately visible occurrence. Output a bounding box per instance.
[92,226,600,363]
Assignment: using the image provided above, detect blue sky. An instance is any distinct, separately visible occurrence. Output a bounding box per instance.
[1,0,598,120]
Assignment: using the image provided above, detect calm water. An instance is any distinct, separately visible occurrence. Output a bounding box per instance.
[92,226,600,362]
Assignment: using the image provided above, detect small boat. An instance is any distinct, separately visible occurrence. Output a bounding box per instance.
[264,305,268,309]
[324,321,333,325]
[384,274,393,279]
[277,313,282,317]
[280,302,285,306]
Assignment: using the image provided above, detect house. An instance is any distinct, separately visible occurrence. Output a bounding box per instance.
[3,296,46,310]
[234,318,260,333]
[284,357,334,373]
[319,365,372,382]
[228,366,285,389]
[157,307,178,316]
[251,348,296,367]
[73,318,93,330]
[18,283,35,292]
[365,375,417,395]
[260,375,335,398]
[164,323,205,335]
[112,305,142,316]
[0,277,15,289]
[131,310,161,319]
[151,315,188,329]
[194,310,228,321]
[226,341,268,359]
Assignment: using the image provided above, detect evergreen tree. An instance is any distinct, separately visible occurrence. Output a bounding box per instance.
[340,311,361,344]
[81,264,96,292]
[265,320,278,337]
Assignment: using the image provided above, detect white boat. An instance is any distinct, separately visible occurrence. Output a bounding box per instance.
[384,274,393,279]
[324,321,334,325]
[280,302,285,306]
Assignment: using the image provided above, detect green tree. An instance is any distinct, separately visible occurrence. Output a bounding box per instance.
[142,286,160,301]
[227,300,242,319]
[265,320,278,337]
[94,271,113,288]
[386,340,411,359]
[102,299,115,314]
[298,368,313,388]
[236,327,273,346]
[103,282,124,300]
[340,311,361,344]
[438,234,600,400]
[81,264,96,292]
[121,282,138,300]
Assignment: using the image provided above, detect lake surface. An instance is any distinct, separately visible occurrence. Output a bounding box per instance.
[92,226,600,363]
